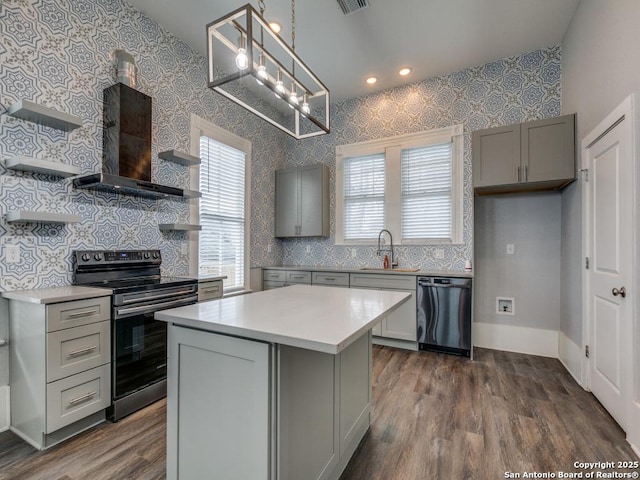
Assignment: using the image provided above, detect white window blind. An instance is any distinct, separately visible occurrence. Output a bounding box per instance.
[401,142,453,240]
[343,153,385,240]
[199,136,246,291]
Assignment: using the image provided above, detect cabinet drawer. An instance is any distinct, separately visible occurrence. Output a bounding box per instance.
[46,321,110,382]
[349,274,416,290]
[46,363,111,433]
[263,270,286,282]
[199,280,223,302]
[46,297,111,332]
[286,271,311,284]
[312,272,349,287]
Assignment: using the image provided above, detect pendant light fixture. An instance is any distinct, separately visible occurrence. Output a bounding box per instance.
[206,1,330,139]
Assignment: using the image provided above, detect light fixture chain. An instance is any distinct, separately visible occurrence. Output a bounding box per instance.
[258,0,265,16]
[291,0,295,51]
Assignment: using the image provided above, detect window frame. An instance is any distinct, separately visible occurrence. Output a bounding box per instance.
[335,125,464,246]
[189,114,252,293]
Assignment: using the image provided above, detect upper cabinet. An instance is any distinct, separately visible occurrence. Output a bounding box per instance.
[472,114,575,195]
[275,163,329,238]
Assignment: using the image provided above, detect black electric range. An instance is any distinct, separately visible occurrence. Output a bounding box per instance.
[72,249,198,421]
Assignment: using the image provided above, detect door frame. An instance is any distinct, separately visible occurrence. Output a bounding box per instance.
[581,93,640,455]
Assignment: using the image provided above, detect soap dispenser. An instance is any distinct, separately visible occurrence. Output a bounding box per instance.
[383,254,390,269]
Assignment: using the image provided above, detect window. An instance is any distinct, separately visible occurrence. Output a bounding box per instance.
[343,153,386,240]
[336,125,463,245]
[190,115,251,293]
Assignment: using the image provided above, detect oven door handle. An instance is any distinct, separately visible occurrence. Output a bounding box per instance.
[115,295,198,318]
[120,288,197,305]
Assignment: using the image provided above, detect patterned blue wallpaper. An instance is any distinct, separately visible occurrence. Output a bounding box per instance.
[279,46,562,271]
[0,0,286,291]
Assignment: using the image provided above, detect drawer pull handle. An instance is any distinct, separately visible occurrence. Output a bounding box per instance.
[67,309,98,319]
[68,345,98,357]
[202,288,219,294]
[291,275,304,279]
[68,391,97,406]
[324,277,336,281]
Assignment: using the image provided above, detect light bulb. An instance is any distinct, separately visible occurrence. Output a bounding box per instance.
[301,94,310,116]
[235,36,248,70]
[288,83,299,108]
[256,54,267,85]
[275,70,285,97]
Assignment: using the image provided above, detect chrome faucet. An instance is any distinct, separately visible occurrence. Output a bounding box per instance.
[377,229,398,268]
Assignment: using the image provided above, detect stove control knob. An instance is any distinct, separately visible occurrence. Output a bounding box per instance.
[144,252,151,259]
[152,252,160,259]
[81,253,91,262]
[94,253,103,261]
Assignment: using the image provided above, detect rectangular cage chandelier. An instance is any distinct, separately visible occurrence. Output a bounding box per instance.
[206,3,330,140]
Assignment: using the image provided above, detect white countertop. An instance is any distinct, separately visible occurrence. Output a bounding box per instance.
[262,265,474,278]
[1,285,113,304]
[156,284,411,354]
[197,275,227,282]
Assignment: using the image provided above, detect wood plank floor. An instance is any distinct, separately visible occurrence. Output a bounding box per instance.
[0,347,637,480]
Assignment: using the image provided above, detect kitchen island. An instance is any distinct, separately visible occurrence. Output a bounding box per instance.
[155,284,411,480]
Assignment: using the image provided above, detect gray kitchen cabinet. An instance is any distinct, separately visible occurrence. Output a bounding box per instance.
[7,295,111,450]
[263,269,311,290]
[198,279,223,302]
[349,274,417,344]
[275,164,329,238]
[312,271,350,288]
[473,114,575,194]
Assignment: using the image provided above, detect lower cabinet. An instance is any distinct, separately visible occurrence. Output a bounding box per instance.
[312,271,350,288]
[349,274,417,343]
[167,325,371,480]
[8,296,112,450]
[198,279,223,302]
[263,269,311,290]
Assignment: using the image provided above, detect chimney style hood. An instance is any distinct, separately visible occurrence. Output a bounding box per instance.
[74,83,199,199]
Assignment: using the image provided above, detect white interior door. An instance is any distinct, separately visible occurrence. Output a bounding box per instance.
[585,114,632,431]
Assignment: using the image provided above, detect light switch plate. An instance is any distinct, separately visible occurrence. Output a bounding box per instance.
[434,248,444,259]
[506,244,515,255]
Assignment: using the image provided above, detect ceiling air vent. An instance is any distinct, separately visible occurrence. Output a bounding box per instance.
[337,0,369,15]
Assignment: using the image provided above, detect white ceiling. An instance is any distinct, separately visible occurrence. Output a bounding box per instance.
[127,0,581,102]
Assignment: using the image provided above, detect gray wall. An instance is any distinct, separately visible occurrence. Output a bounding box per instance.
[561,0,640,345]
[474,193,562,330]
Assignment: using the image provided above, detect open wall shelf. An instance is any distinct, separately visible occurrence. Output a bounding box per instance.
[159,223,202,231]
[6,211,81,224]
[7,100,83,132]
[5,156,81,177]
[158,150,201,166]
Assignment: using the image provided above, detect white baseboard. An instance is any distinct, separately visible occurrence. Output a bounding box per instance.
[473,322,559,358]
[0,385,9,432]
[558,332,584,387]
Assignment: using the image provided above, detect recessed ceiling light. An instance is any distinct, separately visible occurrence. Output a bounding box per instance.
[269,21,282,33]
[399,67,411,76]
[366,76,378,85]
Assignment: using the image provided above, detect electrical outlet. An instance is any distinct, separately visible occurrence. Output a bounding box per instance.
[351,248,357,258]
[434,248,444,259]
[506,244,515,255]
[267,244,272,253]
[6,244,20,263]
[305,245,311,253]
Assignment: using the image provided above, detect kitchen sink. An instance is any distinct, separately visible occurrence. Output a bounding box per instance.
[359,267,420,272]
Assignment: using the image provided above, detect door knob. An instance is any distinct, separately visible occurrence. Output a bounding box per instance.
[612,286,626,298]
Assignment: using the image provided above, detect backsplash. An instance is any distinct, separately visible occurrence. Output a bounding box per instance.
[279,46,562,271]
[0,0,285,291]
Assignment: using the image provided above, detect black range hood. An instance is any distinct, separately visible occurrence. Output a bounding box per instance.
[74,83,199,199]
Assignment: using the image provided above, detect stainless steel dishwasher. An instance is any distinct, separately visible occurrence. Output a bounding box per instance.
[417,276,472,357]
